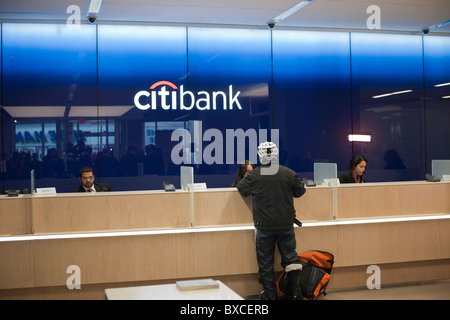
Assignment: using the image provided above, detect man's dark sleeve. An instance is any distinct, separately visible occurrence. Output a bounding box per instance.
[236,176,252,197]
[72,186,83,192]
[292,173,306,198]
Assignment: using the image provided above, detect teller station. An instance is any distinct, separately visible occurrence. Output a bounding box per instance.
[0,178,449,299]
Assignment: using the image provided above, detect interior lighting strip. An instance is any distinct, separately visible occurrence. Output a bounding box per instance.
[372,90,412,99]
[348,134,372,142]
[1,214,449,243]
[268,0,315,27]
[434,82,450,87]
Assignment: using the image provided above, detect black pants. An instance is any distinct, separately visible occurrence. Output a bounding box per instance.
[255,228,298,300]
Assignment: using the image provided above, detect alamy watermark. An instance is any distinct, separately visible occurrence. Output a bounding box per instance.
[171,127,280,175]
[366,5,381,30]
[366,265,381,289]
[66,265,81,290]
[66,5,81,29]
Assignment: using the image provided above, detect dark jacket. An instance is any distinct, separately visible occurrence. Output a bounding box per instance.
[237,164,305,230]
[71,183,112,192]
[339,170,365,184]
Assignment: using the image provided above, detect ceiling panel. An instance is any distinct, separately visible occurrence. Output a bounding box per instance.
[0,0,449,33]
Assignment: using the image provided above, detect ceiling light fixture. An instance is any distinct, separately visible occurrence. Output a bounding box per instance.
[442,96,450,99]
[423,19,450,34]
[348,134,372,142]
[434,82,450,87]
[372,89,412,99]
[87,0,103,24]
[267,0,315,29]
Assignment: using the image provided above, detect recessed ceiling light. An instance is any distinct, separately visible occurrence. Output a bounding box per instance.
[434,82,450,87]
[87,0,103,15]
[348,134,372,142]
[268,0,315,28]
[372,89,412,99]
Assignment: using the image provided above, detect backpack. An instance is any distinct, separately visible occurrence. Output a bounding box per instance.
[276,250,334,300]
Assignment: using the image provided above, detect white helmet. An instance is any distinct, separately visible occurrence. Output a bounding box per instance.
[257,141,278,162]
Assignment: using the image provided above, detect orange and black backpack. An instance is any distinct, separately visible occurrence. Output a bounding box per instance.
[276,250,334,300]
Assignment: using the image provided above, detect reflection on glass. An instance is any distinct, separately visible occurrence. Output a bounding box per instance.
[314,163,338,185]
[424,36,450,171]
[431,160,450,179]
[350,33,424,182]
[272,30,351,174]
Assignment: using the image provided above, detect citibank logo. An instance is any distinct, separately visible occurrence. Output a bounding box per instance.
[134,81,242,111]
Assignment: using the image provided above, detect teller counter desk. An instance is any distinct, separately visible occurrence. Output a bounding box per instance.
[1,181,449,299]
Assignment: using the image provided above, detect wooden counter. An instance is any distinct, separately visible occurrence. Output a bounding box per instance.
[0,181,449,299]
[1,181,448,235]
[32,190,192,233]
[0,195,31,235]
[337,181,450,219]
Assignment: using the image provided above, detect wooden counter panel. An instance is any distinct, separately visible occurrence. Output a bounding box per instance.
[338,182,450,219]
[3,216,449,290]
[294,187,333,221]
[1,259,449,299]
[330,259,450,290]
[2,182,449,235]
[30,230,258,287]
[194,191,253,226]
[1,216,450,299]
[336,218,450,267]
[194,187,332,227]
[295,225,338,257]
[33,192,191,233]
[0,197,31,235]
[0,241,34,289]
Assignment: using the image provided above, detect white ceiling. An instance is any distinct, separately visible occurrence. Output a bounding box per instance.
[0,0,449,33]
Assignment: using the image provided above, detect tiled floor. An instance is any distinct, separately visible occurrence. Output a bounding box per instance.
[321,280,450,300]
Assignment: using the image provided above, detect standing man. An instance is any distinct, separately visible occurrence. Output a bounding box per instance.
[237,141,305,300]
[72,166,112,192]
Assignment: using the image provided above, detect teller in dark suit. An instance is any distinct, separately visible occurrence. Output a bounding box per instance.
[72,166,112,192]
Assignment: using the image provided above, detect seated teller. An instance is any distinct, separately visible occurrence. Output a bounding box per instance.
[231,160,255,187]
[339,155,367,184]
[72,166,112,192]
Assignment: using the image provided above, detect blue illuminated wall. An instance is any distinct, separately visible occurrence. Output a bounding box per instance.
[1,22,449,193]
[272,30,352,173]
[2,24,97,107]
[423,36,450,166]
[186,27,272,171]
[98,25,188,107]
[350,33,426,181]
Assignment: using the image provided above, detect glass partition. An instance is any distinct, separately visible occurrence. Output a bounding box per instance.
[1,23,450,197]
[350,33,425,182]
[431,160,450,179]
[30,169,35,234]
[423,36,450,171]
[1,19,449,239]
[2,23,97,194]
[272,30,351,178]
[313,163,338,220]
[180,166,195,227]
[180,166,194,191]
[314,163,338,185]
